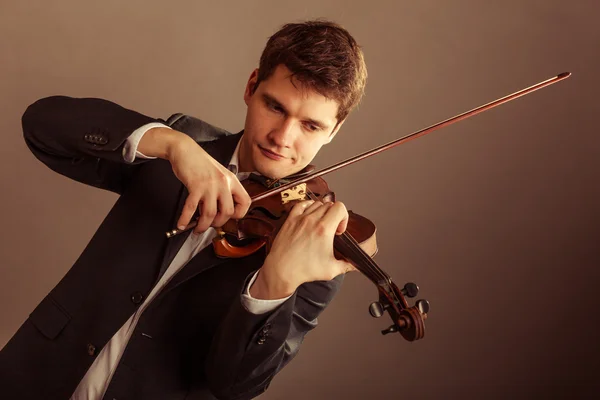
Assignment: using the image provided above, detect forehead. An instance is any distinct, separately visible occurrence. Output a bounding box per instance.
[259,65,340,123]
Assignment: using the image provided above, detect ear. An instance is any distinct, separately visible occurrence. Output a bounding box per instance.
[244,68,259,105]
[324,119,346,144]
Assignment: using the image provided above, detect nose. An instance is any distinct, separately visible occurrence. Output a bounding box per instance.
[268,118,296,148]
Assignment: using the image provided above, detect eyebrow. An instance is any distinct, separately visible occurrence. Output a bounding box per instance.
[262,93,330,130]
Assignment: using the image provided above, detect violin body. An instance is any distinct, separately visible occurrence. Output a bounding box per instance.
[213,173,376,258]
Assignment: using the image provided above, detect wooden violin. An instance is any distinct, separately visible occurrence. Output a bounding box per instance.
[213,173,428,340]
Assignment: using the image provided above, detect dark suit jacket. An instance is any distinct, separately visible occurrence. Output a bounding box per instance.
[0,96,343,400]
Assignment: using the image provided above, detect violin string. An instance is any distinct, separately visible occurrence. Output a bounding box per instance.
[303,188,389,282]
[304,189,387,281]
[301,189,406,308]
[300,188,405,309]
[334,234,382,282]
[339,231,406,310]
[338,231,389,282]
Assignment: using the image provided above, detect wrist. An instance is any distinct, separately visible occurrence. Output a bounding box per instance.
[137,127,190,160]
[249,268,297,300]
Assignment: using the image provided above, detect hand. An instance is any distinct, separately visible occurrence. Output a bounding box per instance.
[138,127,251,233]
[168,135,251,233]
[250,200,357,299]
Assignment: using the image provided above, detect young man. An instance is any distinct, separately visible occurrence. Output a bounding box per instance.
[0,20,368,399]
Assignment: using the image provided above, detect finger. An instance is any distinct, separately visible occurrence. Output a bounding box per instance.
[178,191,202,230]
[302,200,326,215]
[321,201,349,236]
[195,195,218,233]
[231,180,251,219]
[299,198,332,219]
[213,194,234,227]
[288,200,316,218]
[321,194,335,204]
[335,210,349,235]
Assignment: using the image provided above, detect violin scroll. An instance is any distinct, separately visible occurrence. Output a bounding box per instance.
[370,281,429,341]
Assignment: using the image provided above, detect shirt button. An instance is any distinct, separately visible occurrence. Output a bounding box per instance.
[131,292,144,304]
[87,343,96,356]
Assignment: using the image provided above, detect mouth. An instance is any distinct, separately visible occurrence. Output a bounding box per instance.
[258,145,285,161]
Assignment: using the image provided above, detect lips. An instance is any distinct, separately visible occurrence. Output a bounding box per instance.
[258,145,285,161]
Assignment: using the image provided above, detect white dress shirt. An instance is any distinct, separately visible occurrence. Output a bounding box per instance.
[71,123,291,399]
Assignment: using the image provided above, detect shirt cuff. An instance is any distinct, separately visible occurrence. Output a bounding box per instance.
[240,270,293,314]
[122,122,171,163]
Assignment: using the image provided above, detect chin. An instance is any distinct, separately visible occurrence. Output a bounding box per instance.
[251,149,294,179]
[255,163,290,180]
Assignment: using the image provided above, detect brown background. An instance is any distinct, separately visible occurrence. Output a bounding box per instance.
[1,1,599,399]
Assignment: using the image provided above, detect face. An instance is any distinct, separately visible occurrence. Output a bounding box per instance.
[239,64,344,179]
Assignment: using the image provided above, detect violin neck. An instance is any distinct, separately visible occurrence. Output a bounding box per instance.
[334,232,389,284]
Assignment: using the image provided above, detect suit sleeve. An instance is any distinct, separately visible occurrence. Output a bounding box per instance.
[205,272,345,400]
[22,95,163,194]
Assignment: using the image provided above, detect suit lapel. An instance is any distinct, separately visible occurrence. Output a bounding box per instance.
[156,133,243,280]
[158,243,230,299]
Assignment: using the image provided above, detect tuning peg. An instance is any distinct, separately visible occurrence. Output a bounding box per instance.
[401,282,419,298]
[369,301,389,318]
[381,324,399,335]
[416,299,430,314]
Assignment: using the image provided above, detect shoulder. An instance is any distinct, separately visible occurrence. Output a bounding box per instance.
[165,113,235,143]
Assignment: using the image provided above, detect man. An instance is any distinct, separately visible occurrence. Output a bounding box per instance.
[0,20,368,399]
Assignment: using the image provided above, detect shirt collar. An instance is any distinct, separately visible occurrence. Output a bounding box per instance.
[227,135,252,181]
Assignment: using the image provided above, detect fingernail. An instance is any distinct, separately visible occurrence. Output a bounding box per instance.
[178,225,186,230]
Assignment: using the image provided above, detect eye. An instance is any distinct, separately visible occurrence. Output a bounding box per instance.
[267,102,283,114]
[304,123,319,132]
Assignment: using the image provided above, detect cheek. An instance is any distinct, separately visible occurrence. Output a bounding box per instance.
[247,106,276,136]
[295,137,325,161]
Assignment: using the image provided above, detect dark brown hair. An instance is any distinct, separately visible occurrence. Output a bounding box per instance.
[254,19,368,123]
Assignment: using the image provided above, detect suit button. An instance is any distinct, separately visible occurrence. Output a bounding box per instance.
[87,343,96,356]
[131,292,144,304]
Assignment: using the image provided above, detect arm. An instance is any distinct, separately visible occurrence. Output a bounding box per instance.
[22,95,165,194]
[23,95,253,238]
[205,272,344,400]
[240,270,292,314]
[205,201,355,400]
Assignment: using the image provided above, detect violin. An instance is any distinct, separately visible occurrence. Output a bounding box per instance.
[215,173,428,341]
[166,72,571,342]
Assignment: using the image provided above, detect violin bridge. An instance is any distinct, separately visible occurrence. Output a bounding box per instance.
[280,183,307,204]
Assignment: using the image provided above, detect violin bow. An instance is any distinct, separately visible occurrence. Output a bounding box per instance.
[167,72,571,238]
[251,72,571,201]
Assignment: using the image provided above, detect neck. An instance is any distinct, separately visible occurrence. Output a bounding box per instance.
[237,135,253,173]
